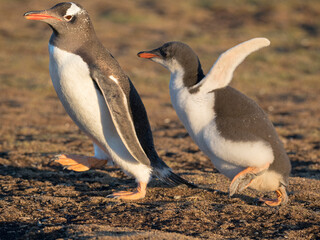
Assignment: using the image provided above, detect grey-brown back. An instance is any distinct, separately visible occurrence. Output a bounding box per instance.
[213,86,291,179]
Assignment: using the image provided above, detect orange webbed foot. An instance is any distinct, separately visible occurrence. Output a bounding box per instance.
[107,182,147,200]
[229,163,270,196]
[259,186,288,206]
[54,154,108,172]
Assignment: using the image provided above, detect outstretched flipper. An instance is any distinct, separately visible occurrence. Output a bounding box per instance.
[189,38,270,93]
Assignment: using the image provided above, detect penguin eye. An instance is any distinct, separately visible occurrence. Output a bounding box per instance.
[160,49,167,58]
[64,15,73,21]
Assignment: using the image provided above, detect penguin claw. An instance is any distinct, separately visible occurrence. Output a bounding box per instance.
[106,194,119,199]
[50,154,62,162]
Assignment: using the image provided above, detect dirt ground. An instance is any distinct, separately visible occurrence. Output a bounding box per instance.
[0,0,319,239]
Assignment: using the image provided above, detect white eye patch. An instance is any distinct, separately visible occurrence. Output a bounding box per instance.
[65,2,82,16]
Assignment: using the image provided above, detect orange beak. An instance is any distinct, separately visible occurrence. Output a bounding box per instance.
[137,52,160,59]
[24,12,61,21]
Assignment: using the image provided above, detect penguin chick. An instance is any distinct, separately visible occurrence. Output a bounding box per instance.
[138,38,291,206]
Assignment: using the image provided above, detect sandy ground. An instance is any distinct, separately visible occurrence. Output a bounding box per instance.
[0,0,319,239]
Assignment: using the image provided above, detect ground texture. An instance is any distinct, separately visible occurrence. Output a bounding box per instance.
[0,0,319,239]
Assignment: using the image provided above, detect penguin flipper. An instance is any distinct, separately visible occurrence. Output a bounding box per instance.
[91,69,150,166]
[190,38,270,93]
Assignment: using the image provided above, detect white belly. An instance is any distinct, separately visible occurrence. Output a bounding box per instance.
[48,44,151,182]
[170,76,274,179]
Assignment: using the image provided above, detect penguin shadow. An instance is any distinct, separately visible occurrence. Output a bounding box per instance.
[48,163,181,192]
[0,163,125,196]
[196,184,265,206]
[0,221,65,240]
[0,163,284,207]
[0,159,185,198]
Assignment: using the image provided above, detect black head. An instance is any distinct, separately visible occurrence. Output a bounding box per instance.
[138,42,205,88]
[24,2,93,37]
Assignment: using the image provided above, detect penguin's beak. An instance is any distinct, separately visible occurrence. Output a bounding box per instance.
[137,51,160,59]
[24,11,61,21]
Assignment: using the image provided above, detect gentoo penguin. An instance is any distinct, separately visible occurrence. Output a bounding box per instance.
[24,2,195,200]
[138,38,291,206]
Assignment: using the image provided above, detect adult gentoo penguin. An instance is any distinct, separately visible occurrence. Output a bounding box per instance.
[24,2,195,200]
[138,38,291,206]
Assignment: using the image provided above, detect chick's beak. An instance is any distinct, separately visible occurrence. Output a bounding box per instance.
[137,51,160,59]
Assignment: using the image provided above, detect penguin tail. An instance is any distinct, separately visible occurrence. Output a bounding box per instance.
[153,168,197,188]
[165,170,198,188]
